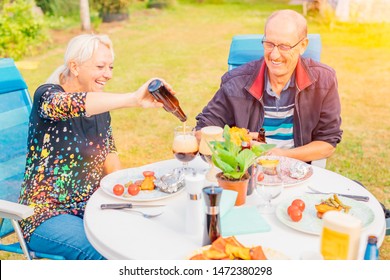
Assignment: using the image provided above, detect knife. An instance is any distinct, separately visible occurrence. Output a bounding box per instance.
[305,192,370,202]
[101,203,165,210]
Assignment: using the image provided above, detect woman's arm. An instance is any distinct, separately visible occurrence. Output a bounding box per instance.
[85,78,175,116]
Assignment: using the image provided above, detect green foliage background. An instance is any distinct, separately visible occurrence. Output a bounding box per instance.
[0,0,47,60]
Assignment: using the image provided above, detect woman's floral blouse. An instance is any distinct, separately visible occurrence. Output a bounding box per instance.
[19,84,117,241]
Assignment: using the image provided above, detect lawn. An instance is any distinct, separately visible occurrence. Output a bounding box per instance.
[3,0,389,259]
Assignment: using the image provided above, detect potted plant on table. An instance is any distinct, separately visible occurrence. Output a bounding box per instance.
[209,125,275,206]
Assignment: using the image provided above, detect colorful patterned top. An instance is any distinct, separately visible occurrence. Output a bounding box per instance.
[19,84,117,241]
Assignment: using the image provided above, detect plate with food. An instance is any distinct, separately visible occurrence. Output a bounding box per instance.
[256,156,313,187]
[188,236,290,260]
[275,194,375,235]
[100,168,185,202]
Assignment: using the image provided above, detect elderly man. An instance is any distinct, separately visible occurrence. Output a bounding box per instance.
[195,9,342,163]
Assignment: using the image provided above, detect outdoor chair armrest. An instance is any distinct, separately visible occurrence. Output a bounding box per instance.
[0,199,34,220]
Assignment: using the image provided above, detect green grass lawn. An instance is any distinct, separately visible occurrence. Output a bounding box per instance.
[3,0,389,259]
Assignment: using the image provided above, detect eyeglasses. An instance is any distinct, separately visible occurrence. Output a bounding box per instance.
[261,37,306,52]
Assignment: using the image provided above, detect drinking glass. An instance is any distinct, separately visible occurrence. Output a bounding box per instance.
[255,156,284,214]
[199,126,224,182]
[172,125,199,174]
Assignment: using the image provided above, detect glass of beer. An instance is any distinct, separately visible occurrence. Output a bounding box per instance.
[199,126,224,182]
[172,125,199,174]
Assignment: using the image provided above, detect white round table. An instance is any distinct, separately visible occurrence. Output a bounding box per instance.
[84,156,386,260]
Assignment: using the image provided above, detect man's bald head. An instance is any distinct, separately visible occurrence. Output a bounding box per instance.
[264,10,307,39]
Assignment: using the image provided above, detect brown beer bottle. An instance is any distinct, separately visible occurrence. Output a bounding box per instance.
[147,79,187,122]
[257,127,266,143]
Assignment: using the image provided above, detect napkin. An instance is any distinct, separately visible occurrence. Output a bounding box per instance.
[219,190,271,237]
[220,190,238,217]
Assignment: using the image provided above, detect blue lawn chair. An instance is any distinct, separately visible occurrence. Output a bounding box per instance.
[228,33,322,70]
[0,58,65,260]
[227,34,326,169]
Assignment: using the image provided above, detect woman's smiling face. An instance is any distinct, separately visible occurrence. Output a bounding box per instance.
[75,43,114,92]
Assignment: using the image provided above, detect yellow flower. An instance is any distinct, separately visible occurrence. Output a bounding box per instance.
[229,127,251,146]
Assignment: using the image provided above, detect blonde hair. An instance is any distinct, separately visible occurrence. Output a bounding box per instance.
[46,34,114,84]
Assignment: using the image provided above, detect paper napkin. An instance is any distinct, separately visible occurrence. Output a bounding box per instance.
[220,190,238,217]
[221,206,271,236]
[218,189,271,236]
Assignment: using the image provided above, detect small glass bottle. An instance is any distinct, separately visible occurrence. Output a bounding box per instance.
[147,79,187,122]
[257,127,266,143]
[364,235,379,260]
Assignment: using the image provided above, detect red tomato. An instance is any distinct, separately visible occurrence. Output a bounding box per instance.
[257,172,264,182]
[291,199,305,211]
[113,184,124,196]
[143,171,155,177]
[128,184,140,196]
[287,204,300,216]
[289,208,303,222]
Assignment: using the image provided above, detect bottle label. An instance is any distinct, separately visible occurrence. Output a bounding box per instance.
[321,227,350,260]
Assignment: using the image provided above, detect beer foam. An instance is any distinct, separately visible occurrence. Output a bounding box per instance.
[201,126,223,136]
[173,134,198,152]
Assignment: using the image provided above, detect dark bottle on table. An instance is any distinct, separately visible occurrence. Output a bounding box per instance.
[364,235,379,260]
[257,127,266,143]
[202,186,223,246]
[147,79,187,122]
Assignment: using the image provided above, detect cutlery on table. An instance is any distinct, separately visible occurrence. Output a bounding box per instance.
[100,203,165,210]
[306,186,370,202]
[123,209,163,219]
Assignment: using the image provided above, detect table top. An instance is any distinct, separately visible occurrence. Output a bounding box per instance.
[84,156,386,260]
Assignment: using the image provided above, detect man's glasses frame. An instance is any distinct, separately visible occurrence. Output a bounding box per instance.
[261,37,306,52]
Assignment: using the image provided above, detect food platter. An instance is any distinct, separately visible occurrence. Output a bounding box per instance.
[100,168,184,202]
[258,156,313,187]
[188,245,290,260]
[275,194,375,235]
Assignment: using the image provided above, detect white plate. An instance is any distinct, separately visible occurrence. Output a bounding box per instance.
[260,156,313,187]
[275,194,375,235]
[100,168,184,202]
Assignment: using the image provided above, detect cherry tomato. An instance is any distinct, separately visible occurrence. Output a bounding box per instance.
[128,184,140,196]
[291,199,305,211]
[113,184,125,196]
[143,171,155,177]
[289,208,303,222]
[287,204,300,216]
[257,172,264,182]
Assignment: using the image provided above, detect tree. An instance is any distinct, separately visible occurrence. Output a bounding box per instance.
[80,0,91,31]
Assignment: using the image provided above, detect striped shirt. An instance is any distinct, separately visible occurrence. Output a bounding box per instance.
[262,72,296,148]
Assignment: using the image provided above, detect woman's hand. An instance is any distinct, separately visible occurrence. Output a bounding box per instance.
[133,78,176,108]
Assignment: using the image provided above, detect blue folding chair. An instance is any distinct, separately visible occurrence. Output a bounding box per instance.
[228,33,322,70]
[227,34,326,169]
[0,58,65,260]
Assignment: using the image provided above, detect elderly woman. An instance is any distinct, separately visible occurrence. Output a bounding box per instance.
[18,34,171,259]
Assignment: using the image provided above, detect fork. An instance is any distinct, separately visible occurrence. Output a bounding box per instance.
[124,209,163,218]
[306,186,370,202]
